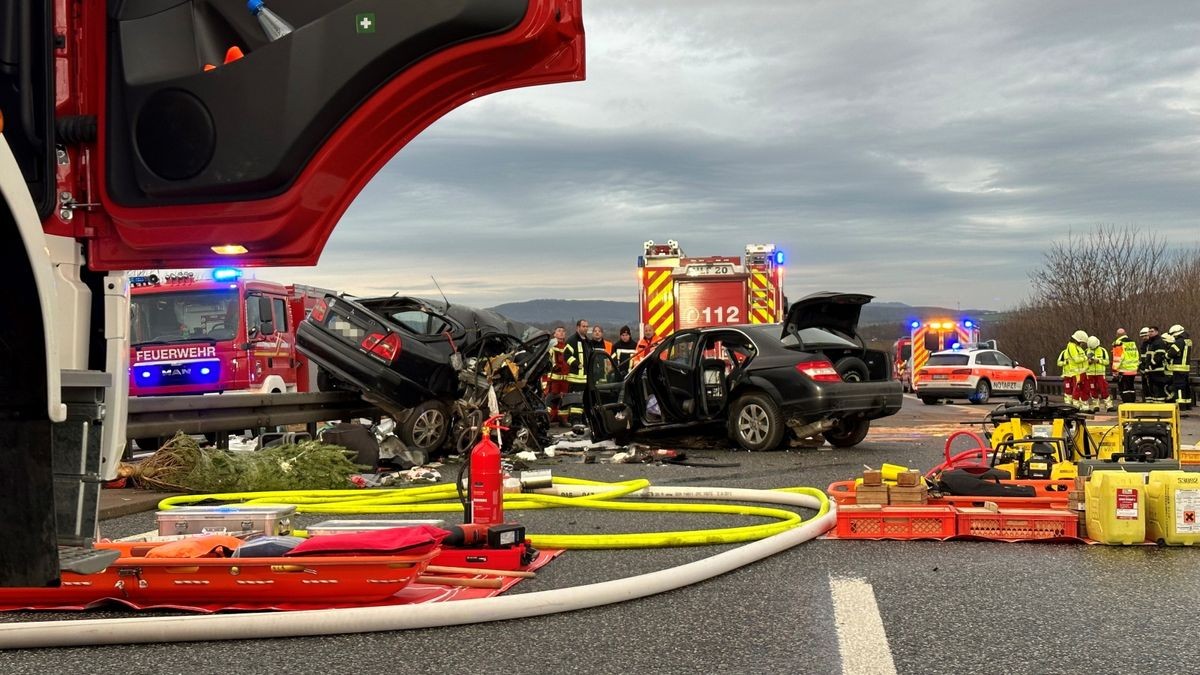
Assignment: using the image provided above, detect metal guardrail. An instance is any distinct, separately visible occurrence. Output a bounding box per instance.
[126,391,382,438]
[1035,375,1200,398]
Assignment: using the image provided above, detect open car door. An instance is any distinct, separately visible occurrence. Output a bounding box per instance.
[584,349,630,440]
[76,0,584,269]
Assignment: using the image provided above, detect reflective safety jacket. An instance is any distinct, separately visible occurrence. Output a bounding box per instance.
[1112,336,1140,375]
[563,332,590,384]
[548,339,569,381]
[1086,346,1109,376]
[1143,336,1168,373]
[1061,341,1088,377]
[1169,332,1192,373]
[611,338,638,373]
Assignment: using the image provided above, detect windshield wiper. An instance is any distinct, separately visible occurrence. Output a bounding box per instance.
[132,336,218,346]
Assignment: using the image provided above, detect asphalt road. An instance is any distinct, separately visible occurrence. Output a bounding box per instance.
[2,396,1199,674]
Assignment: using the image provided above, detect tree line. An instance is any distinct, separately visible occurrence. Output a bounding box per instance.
[992,227,1200,374]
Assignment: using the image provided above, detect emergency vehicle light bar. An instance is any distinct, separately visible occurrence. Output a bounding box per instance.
[212,267,242,282]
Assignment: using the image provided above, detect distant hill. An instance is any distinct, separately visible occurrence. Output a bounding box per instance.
[489,298,1003,332]
[489,299,640,329]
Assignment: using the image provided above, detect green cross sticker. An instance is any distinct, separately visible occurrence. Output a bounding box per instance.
[355,13,376,34]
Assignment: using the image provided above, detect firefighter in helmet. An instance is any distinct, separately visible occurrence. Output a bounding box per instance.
[1167,324,1192,410]
[1061,330,1090,408]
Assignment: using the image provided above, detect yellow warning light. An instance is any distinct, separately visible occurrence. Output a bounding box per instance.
[211,244,248,255]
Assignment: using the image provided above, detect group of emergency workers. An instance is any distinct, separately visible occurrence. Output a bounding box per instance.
[1059,324,1192,412]
[545,320,662,424]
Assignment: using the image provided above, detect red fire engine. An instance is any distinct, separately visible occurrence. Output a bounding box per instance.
[637,240,786,340]
[896,318,983,389]
[129,268,332,397]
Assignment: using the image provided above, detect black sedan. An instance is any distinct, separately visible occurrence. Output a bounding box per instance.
[296,295,549,454]
[584,292,903,451]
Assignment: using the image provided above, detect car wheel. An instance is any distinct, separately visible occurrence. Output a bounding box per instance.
[834,356,870,383]
[728,392,785,451]
[970,380,991,405]
[920,396,940,405]
[825,419,870,448]
[399,401,450,454]
[1019,378,1036,402]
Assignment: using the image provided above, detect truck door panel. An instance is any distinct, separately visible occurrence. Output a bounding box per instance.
[91,0,585,269]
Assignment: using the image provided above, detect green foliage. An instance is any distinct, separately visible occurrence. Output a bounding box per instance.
[128,432,364,493]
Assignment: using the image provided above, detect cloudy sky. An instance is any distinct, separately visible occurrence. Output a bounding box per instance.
[265,0,1200,311]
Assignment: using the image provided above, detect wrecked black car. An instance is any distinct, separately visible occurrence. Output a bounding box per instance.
[296,295,550,455]
[584,292,903,451]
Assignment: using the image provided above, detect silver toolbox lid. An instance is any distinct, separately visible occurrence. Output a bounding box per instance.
[307,519,446,536]
[155,505,298,520]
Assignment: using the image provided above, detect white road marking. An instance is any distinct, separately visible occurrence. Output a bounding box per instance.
[830,576,898,675]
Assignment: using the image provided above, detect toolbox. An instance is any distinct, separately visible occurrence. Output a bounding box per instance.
[307,519,447,536]
[156,505,297,536]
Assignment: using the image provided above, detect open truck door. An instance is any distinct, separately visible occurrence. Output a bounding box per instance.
[0,0,583,586]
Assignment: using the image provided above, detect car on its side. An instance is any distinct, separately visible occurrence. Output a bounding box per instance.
[912,347,1037,405]
[584,292,904,451]
[296,295,549,455]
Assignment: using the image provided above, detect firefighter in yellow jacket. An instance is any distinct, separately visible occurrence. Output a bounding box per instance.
[1060,330,1090,407]
[1111,328,1140,404]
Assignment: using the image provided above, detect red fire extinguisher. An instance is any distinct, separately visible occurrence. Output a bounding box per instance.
[467,414,506,526]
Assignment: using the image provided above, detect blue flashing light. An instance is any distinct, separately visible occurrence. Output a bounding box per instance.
[963,320,974,329]
[774,250,785,265]
[951,342,962,350]
[910,320,920,329]
[212,267,242,282]
[133,360,221,388]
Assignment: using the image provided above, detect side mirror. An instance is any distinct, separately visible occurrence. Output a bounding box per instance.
[1012,360,1020,367]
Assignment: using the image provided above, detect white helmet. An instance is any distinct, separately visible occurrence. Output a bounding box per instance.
[1139,327,1150,338]
[1169,324,1185,336]
[1087,336,1100,349]
[1071,330,1088,342]
[1164,333,1176,344]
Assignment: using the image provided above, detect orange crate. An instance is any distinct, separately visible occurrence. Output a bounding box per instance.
[827,479,1072,508]
[834,505,957,540]
[956,507,1078,540]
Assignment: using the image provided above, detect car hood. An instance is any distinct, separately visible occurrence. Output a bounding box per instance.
[782,292,873,340]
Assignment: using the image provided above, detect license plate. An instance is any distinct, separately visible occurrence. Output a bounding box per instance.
[932,374,948,380]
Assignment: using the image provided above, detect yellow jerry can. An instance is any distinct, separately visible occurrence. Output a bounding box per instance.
[1146,471,1200,546]
[1085,471,1146,545]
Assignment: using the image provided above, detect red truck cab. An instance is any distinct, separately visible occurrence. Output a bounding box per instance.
[129,269,330,396]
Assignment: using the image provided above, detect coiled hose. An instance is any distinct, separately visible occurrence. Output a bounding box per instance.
[0,480,833,649]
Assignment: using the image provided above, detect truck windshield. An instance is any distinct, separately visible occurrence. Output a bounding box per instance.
[131,290,240,345]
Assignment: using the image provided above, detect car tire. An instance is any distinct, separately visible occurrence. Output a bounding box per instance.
[399,400,450,454]
[825,419,870,448]
[920,396,940,405]
[728,392,785,451]
[834,356,870,383]
[970,380,991,405]
[1019,378,1036,402]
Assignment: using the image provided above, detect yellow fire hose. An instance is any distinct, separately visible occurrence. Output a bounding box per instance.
[157,477,827,549]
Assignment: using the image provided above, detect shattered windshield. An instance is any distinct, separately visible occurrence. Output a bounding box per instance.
[130,290,240,345]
